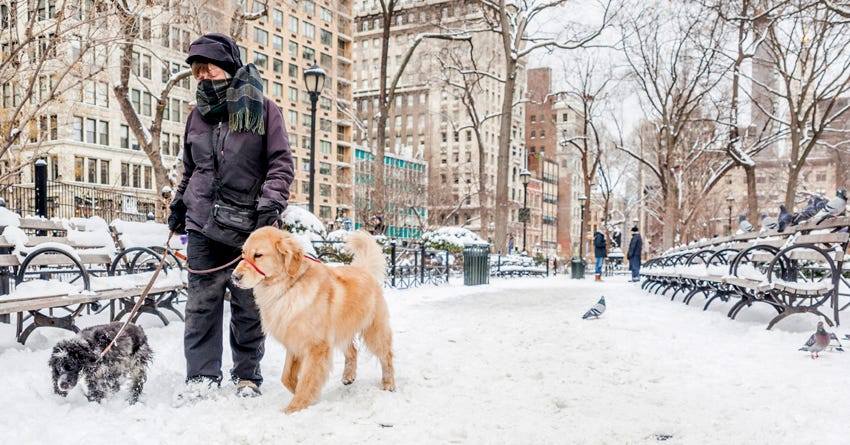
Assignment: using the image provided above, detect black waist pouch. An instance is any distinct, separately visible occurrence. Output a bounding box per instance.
[201,184,258,248]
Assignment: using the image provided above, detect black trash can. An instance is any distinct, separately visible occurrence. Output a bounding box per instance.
[463,243,490,286]
[571,258,586,279]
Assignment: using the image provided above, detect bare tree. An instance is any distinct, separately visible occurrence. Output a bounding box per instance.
[554,53,612,256]
[0,1,111,184]
[436,39,505,241]
[618,2,730,249]
[757,1,850,208]
[479,0,613,254]
[107,0,266,216]
[358,1,471,227]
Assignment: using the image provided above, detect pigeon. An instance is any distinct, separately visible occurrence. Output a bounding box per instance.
[777,205,792,232]
[813,187,847,225]
[799,321,830,359]
[582,296,606,319]
[737,214,755,233]
[759,213,778,233]
[791,196,822,226]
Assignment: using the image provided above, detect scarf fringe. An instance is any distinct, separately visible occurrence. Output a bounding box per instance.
[230,109,265,135]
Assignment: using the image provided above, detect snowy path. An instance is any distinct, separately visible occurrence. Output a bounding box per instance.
[1,276,848,444]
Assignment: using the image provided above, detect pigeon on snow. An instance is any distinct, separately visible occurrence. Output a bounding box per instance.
[813,187,847,225]
[799,321,830,359]
[582,296,606,319]
[792,196,825,226]
[737,214,755,233]
[759,213,778,233]
[777,205,793,232]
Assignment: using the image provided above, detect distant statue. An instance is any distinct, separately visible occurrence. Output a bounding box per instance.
[611,229,622,249]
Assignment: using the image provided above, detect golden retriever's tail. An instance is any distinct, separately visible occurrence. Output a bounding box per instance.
[346,231,387,283]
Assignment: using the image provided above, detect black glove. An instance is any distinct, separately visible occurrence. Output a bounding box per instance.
[256,207,281,229]
[168,199,187,234]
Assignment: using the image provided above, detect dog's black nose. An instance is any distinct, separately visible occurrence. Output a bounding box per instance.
[232,272,242,283]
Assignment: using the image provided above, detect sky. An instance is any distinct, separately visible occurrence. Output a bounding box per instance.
[1,274,848,444]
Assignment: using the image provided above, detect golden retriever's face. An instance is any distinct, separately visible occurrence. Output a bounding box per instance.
[231,227,303,289]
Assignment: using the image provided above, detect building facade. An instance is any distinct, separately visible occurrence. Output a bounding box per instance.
[353,0,527,243]
[1,0,355,224]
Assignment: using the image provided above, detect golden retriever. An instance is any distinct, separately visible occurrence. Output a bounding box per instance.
[231,227,395,413]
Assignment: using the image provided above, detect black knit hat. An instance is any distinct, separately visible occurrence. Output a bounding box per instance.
[186,33,243,76]
[631,226,639,233]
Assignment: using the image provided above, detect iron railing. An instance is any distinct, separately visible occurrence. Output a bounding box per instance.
[1,181,158,222]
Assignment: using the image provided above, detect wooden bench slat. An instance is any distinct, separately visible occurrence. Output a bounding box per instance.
[0,284,185,314]
[0,255,20,267]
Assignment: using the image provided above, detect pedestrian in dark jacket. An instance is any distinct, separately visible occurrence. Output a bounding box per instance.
[593,230,607,281]
[627,226,643,282]
[168,33,294,399]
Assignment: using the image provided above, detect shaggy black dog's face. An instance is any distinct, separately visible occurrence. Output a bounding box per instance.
[49,338,99,395]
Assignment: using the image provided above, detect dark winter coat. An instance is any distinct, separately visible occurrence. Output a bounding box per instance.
[628,233,643,269]
[175,97,294,234]
[593,231,607,258]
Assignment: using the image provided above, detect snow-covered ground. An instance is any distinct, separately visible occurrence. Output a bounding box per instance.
[1,275,848,444]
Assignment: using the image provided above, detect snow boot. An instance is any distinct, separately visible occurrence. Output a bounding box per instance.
[595,274,602,282]
[235,379,262,398]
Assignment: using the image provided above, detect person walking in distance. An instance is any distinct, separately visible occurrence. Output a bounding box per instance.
[627,226,643,282]
[593,229,607,282]
[168,33,294,399]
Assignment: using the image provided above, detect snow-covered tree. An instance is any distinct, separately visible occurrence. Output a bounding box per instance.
[479,0,613,254]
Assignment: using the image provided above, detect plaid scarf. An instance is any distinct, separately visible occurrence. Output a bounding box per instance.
[195,64,265,135]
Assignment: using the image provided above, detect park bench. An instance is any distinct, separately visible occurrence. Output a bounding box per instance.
[0,217,186,344]
[640,216,850,329]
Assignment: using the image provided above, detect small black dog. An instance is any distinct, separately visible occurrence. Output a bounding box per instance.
[49,321,153,404]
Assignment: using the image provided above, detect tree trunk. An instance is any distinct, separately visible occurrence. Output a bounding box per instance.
[493,0,517,255]
[744,165,759,226]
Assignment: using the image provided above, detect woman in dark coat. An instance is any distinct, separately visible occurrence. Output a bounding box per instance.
[627,226,643,282]
[593,230,607,281]
[168,33,294,398]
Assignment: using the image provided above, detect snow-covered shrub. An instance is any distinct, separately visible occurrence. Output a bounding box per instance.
[421,227,486,253]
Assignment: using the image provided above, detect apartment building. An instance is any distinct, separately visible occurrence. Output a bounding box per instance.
[0,0,355,223]
[525,67,561,258]
[354,145,428,238]
[353,0,527,243]
[237,0,355,225]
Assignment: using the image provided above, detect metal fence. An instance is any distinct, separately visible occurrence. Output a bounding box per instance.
[312,239,451,290]
[1,181,158,222]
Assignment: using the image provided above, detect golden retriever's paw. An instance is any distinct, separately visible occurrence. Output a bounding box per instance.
[283,401,308,414]
[341,372,356,385]
[381,378,395,392]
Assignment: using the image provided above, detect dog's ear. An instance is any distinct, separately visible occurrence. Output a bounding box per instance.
[276,236,303,277]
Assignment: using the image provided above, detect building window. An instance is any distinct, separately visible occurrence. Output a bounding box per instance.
[303,22,315,40]
[320,29,332,46]
[87,158,97,183]
[121,163,129,186]
[75,157,84,181]
[253,51,268,69]
[273,34,283,51]
[120,124,129,148]
[319,162,331,175]
[144,166,152,189]
[319,183,331,197]
[73,116,83,142]
[319,140,331,155]
[289,16,298,34]
[100,160,109,185]
[85,118,96,144]
[254,27,268,46]
[98,121,109,145]
[132,165,141,188]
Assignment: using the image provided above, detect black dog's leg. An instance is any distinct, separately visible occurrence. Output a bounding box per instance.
[127,367,147,405]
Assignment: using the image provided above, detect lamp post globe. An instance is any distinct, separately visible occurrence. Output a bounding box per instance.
[303,64,327,215]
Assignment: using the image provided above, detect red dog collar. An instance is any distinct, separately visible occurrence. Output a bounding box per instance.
[241,256,266,276]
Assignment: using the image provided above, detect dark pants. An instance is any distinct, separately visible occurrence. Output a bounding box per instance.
[184,231,265,385]
[629,257,641,280]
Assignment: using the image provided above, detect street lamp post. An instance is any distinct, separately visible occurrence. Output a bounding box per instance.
[578,195,588,259]
[726,194,734,236]
[303,64,327,215]
[519,169,531,253]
